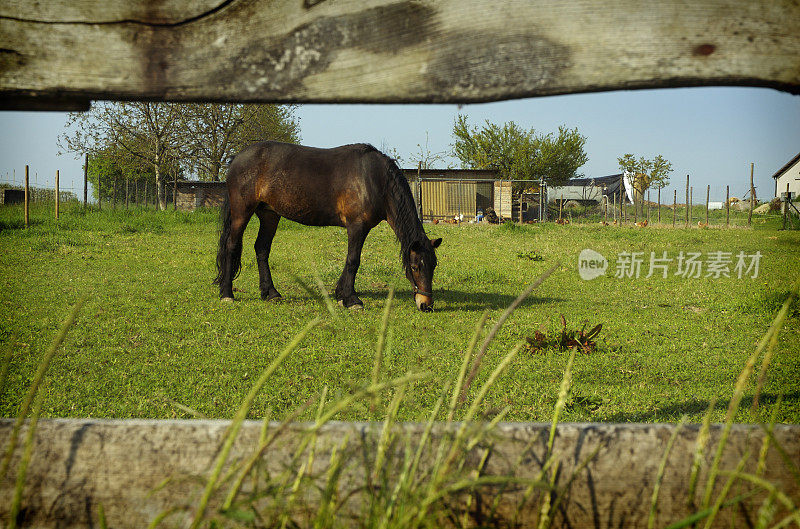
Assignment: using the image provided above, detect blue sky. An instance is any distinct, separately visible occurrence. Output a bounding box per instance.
[1,86,798,203]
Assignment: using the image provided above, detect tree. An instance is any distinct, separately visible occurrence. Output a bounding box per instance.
[88,140,182,206]
[180,104,301,181]
[617,154,673,213]
[60,102,183,210]
[451,115,587,189]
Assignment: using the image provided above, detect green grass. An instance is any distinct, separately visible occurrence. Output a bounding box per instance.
[1,202,798,424]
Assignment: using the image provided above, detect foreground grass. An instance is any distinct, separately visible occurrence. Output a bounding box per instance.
[0,202,798,423]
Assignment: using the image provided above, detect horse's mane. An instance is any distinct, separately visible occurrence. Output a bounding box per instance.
[373,147,436,273]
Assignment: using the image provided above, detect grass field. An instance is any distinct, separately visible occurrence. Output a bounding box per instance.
[1,202,798,424]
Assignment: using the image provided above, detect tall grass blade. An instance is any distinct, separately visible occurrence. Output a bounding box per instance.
[512,346,577,528]
[448,311,488,422]
[649,417,687,529]
[687,396,717,507]
[371,288,395,412]
[702,452,751,529]
[459,262,559,403]
[222,402,315,510]
[702,274,800,509]
[415,344,521,529]
[97,503,108,529]
[547,347,576,460]
[313,271,342,324]
[373,380,407,483]
[314,434,349,529]
[280,389,327,529]
[755,489,778,529]
[8,383,47,529]
[663,492,757,529]
[722,471,800,514]
[757,423,800,487]
[756,397,781,478]
[0,342,13,402]
[189,317,319,529]
[1,294,86,478]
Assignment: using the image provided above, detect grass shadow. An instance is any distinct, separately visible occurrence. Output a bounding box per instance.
[604,391,800,422]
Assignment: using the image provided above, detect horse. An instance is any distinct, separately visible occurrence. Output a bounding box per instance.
[213,142,442,311]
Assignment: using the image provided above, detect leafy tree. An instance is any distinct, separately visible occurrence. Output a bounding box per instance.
[60,102,183,210]
[61,103,302,210]
[617,154,673,213]
[88,141,181,205]
[451,115,587,189]
[180,104,301,181]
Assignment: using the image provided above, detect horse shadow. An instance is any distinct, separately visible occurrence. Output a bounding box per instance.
[355,288,564,312]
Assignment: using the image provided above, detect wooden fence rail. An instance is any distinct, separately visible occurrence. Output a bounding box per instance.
[2,419,799,528]
[2,0,800,110]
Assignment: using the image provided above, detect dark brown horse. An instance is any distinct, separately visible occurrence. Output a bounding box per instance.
[214,142,442,311]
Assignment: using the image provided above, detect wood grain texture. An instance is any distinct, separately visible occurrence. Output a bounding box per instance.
[1,0,799,109]
[1,419,799,528]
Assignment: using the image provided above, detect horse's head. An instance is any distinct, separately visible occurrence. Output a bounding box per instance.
[407,237,442,312]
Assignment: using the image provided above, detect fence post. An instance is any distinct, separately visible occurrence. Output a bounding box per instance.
[689,187,693,226]
[657,188,661,224]
[673,190,676,228]
[783,182,790,230]
[55,170,60,220]
[705,184,709,225]
[126,177,130,209]
[646,190,650,223]
[83,153,88,209]
[726,185,730,227]
[685,175,689,227]
[748,163,754,226]
[112,175,117,210]
[24,165,29,228]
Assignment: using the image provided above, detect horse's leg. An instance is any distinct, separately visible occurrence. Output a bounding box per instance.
[220,205,253,301]
[335,223,368,309]
[254,206,282,301]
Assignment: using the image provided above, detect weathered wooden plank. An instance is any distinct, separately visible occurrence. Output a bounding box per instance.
[1,419,798,528]
[1,0,799,109]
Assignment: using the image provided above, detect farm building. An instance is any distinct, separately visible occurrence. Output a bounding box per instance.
[547,174,630,205]
[1,188,24,205]
[174,180,227,210]
[403,168,505,221]
[772,151,800,199]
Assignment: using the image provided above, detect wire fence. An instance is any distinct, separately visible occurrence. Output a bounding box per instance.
[0,170,177,209]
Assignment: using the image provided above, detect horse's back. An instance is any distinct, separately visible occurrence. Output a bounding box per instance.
[227,142,389,227]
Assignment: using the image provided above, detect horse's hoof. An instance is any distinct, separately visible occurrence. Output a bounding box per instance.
[337,299,364,310]
[262,291,282,301]
[221,297,235,303]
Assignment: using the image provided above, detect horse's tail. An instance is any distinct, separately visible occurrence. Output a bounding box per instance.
[213,190,239,285]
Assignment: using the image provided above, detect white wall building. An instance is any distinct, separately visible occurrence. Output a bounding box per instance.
[772,152,800,199]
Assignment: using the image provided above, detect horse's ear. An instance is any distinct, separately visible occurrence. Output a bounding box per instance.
[430,238,442,249]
